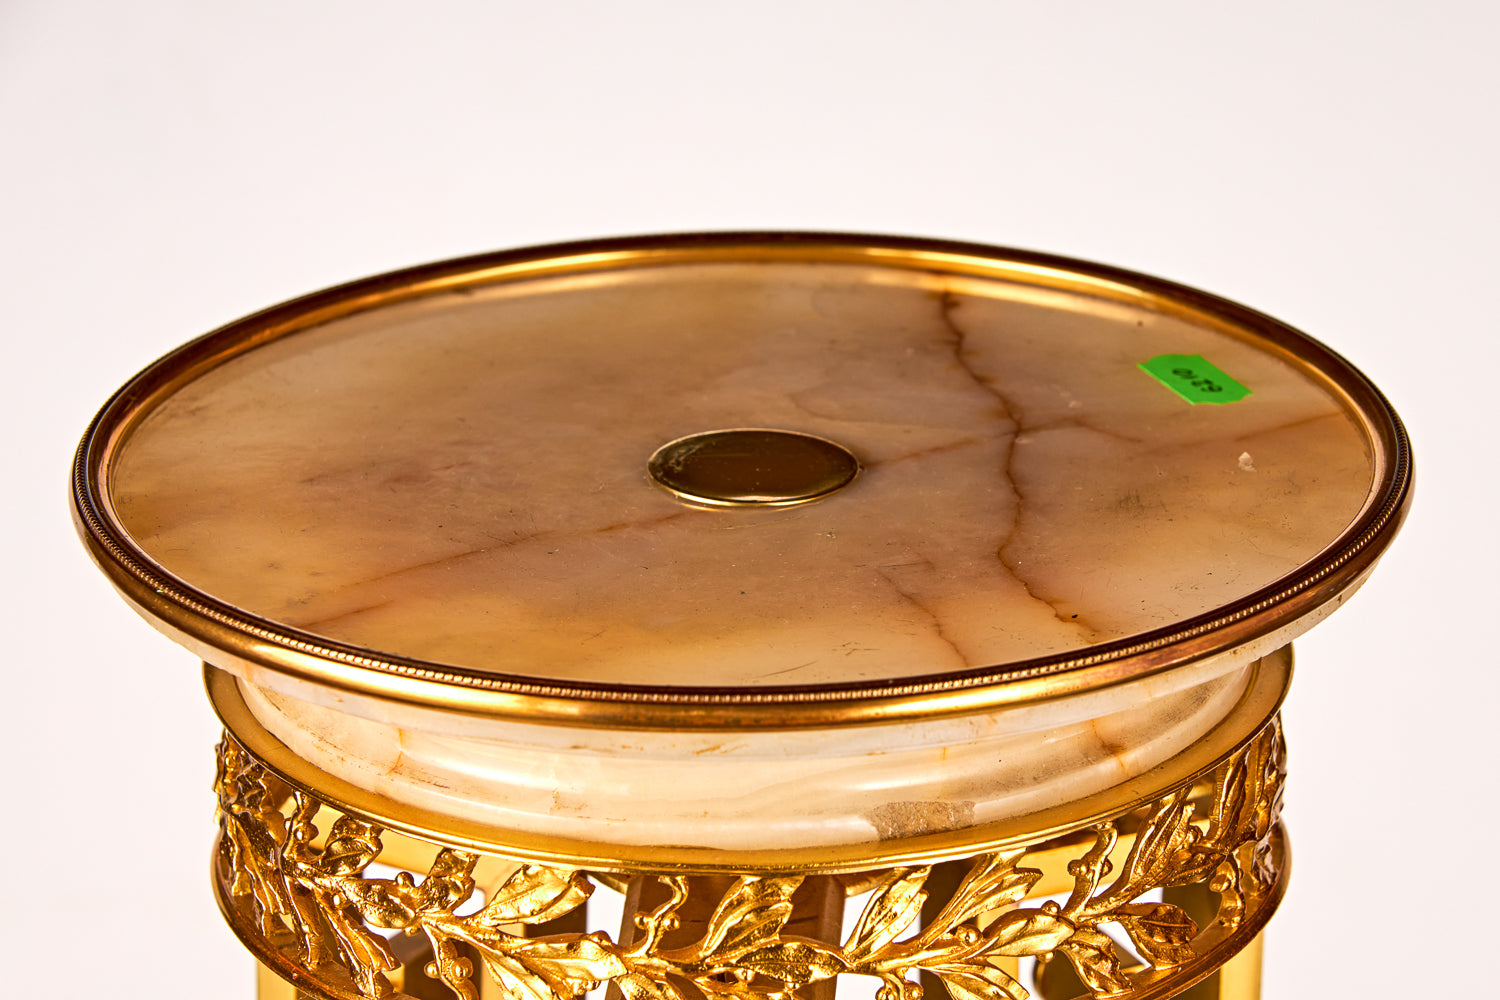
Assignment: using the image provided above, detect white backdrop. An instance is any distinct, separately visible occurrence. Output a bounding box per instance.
[4,2,1494,996]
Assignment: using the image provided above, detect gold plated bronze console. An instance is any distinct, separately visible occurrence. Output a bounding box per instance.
[72,233,1410,999]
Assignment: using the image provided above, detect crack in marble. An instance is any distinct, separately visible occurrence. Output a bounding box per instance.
[935,289,1099,640]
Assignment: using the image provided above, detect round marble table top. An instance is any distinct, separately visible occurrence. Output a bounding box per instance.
[74,233,1410,725]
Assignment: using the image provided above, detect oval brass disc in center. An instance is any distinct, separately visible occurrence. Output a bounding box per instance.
[648,429,860,507]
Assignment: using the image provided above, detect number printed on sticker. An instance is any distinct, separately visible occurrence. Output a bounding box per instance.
[1171,367,1224,393]
[1139,354,1250,404]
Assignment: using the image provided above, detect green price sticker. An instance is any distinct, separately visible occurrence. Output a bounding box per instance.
[1139,354,1251,404]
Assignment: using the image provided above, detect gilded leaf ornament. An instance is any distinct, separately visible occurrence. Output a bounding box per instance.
[214,719,1285,1000]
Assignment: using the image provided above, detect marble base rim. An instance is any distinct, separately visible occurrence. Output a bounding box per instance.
[205,646,1290,872]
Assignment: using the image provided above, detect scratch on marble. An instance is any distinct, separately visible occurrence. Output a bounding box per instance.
[693,741,751,755]
[757,659,818,679]
[595,511,691,533]
[879,555,936,572]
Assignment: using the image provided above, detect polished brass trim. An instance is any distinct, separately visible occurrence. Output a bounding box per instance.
[74,232,1411,727]
[204,647,1288,870]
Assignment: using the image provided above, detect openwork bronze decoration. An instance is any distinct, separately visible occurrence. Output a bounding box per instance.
[215,718,1285,1000]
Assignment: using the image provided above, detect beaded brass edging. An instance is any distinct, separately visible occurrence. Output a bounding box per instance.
[214,718,1286,1000]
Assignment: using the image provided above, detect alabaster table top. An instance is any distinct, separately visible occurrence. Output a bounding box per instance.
[72,233,1410,866]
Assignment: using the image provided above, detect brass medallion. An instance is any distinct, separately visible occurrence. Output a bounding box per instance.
[647,429,860,507]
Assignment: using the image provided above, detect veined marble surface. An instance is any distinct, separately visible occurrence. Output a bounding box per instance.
[108,261,1377,689]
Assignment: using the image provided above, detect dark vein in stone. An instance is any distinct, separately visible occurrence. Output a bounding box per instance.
[313,511,691,597]
[935,289,1097,638]
[1128,411,1344,461]
[861,435,987,467]
[1229,410,1345,443]
[293,599,395,630]
[873,567,969,669]
[1022,415,1144,445]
